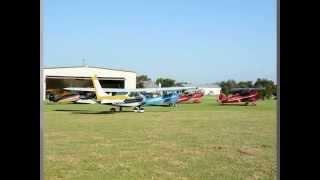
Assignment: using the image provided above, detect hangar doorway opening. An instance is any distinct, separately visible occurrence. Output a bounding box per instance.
[46,76,125,90]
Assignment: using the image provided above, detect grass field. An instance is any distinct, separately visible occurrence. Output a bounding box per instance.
[44,96,277,180]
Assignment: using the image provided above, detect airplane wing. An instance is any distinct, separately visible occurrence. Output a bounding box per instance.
[64,87,96,92]
[134,87,197,92]
[64,87,197,93]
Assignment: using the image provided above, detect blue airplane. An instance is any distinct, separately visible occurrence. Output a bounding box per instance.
[141,92,180,107]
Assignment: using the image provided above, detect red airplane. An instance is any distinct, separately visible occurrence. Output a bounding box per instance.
[217,88,261,106]
[177,90,204,104]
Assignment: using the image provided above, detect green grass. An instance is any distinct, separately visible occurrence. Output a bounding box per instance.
[44,96,277,180]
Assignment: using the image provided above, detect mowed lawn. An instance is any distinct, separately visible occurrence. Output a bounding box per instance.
[44,96,277,180]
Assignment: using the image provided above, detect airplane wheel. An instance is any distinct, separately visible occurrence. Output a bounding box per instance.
[110,108,116,112]
[244,102,249,106]
[139,109,145,113]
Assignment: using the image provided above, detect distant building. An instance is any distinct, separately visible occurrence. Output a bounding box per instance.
[177,82,221,95]
[198,83,221,95]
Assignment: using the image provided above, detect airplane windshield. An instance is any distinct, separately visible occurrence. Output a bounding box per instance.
[128,92,140,97]
[141,92,161,98]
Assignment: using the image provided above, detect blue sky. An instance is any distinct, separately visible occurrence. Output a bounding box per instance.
[44,0,276,84]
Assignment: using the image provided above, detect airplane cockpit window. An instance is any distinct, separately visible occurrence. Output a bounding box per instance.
[129,92,140,97]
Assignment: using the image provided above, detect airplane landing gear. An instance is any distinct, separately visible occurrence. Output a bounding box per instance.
[134,106,144,113]
[168,103,177,107]
[168,103,176,107]
[110,107,124,112]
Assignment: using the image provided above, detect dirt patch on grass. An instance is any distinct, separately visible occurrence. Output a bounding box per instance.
[260,144,272,148]
[246,172,263,180]
[237,147,258,156]
[207,144,228,150]
[180,148,203,156]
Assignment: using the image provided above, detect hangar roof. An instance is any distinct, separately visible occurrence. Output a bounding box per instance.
[43,65,136,73]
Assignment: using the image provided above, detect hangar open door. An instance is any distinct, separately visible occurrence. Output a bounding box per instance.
[45,76,125,100]
[46,76,125,89]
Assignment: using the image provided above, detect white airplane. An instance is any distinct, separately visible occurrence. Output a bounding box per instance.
[64,75,196,112]
[89,75,146,112]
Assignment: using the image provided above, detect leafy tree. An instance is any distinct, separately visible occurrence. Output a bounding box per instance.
[238,81,253,88]
[272,85,277,96]
[136,75,151,88]
[156,78,176,87]
[175,82,189,87]
[254,78,276,100]
[218,80,237,95]
[217,79,276,100]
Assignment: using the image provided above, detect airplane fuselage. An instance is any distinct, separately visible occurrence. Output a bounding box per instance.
[143,93,179,106]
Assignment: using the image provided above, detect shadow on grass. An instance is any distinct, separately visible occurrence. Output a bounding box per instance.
[73,111,117,114]
[53,109,116,114]
[54,109,87,112]
[53,108,175,114]
[53,109,140,114]
[219,103,257,106]
[176,103,202,106]
[73,110,146,114]
[145,105,171,107]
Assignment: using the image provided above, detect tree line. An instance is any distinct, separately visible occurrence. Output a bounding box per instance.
[218,79,277,100]
[136,75,277,100]
[136,75,176,88]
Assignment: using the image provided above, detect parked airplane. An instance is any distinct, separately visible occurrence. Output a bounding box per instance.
[217,88,261,106]
[48,93,81,103]
[63,75,196,112]
[89,75,145,112]
[141,92,180,107]
[177,90,205,104]
[46,89,97,104]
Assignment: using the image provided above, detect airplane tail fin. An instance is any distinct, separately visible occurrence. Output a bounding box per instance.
[91,75,109,99]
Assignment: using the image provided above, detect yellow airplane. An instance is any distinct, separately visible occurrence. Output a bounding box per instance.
[91,75,145,112]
